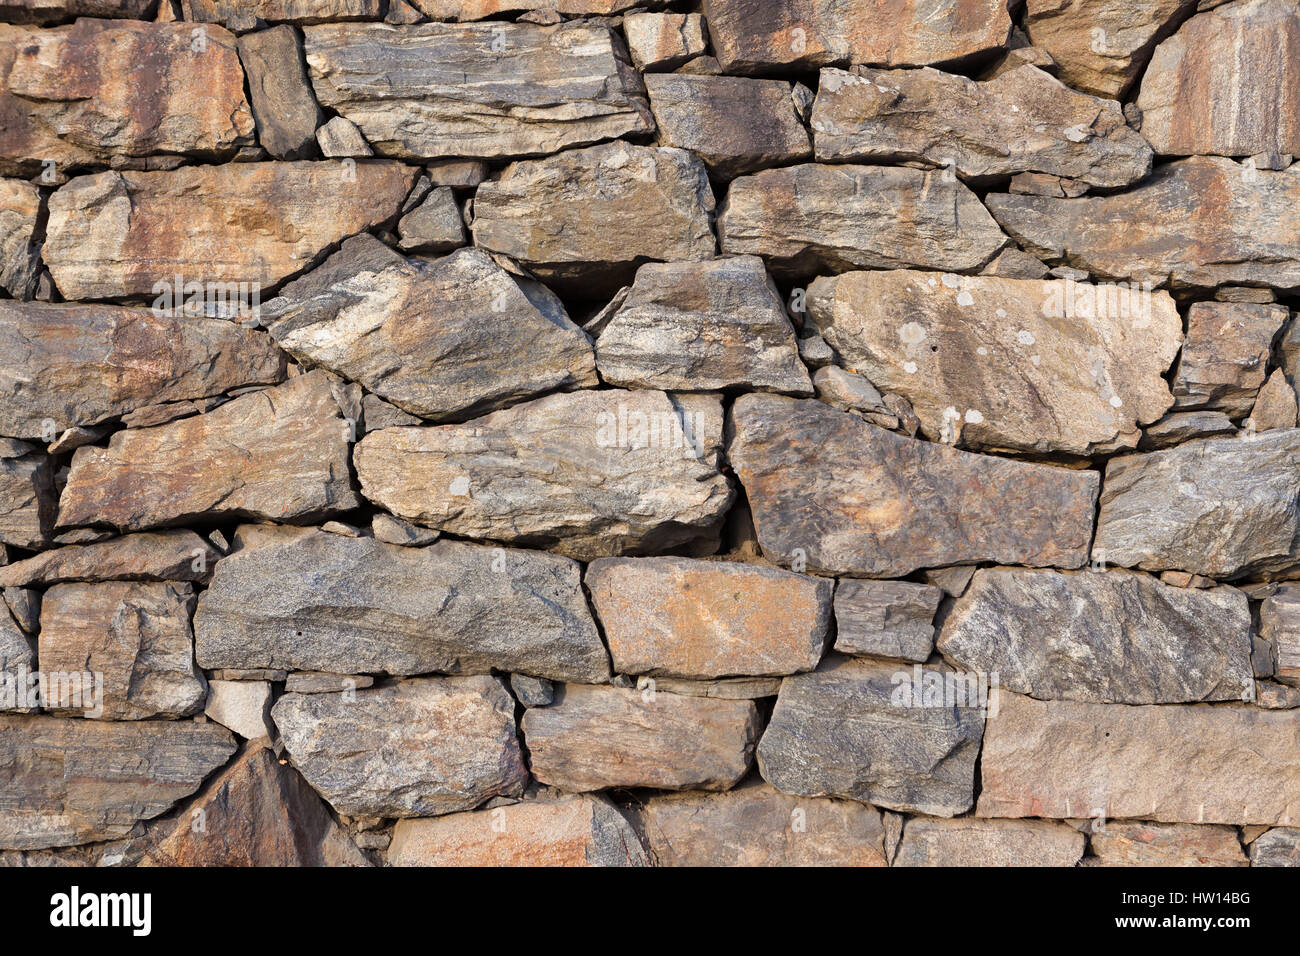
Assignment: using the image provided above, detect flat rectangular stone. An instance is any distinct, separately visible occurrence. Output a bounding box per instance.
[895,817,1085,866]
[0,530,219,588]
[833,579,942,662]
[1090,822,1247,867]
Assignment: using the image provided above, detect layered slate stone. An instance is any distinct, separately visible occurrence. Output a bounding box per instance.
[195,529,610,683]
[182,0,383,26]
[0,714,235,850]
[272,676,528,818]
[44,160,417,300]
[593,256,812,394]
[410,0,667,17]
[757,656,985,816]
[717,164,1007,277]
[624,11,708,70]
[39,581,207,720]
[1089,822,1248,867]
[237,25,323,161]
[937,568,1253,703]
[354,390,733,560]
[635,780,888,866]
[303,21,652,160]
[1136,0,1300,157]
[57,371,360,532]
[0,605,33,707]
[1250,828,1300,866]
[1171,301,1289,415]
[702,0,1013,74]
[985,158,1300,290]
[585,556,831,679]
[806,271,1180,454]
[1,1,159,24]
[263,237,596,423]
[388,794,649,867]
[0,452,54,548]
[812,65,1152,189]
[0,302,287,439]
[1260,586,1300,687]
[833,579,942,662]
[0,19,254,176]
[471,141,716,288]
[0,177,38,298]
[522,684,761,792]
[978,693,1300,824]
[0,530,218,588]
[729,395,1099,577]
[894,818,1085,866]
[1091,429,1300,578]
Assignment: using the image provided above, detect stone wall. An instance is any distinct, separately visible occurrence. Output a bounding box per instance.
[1,0,1298,868]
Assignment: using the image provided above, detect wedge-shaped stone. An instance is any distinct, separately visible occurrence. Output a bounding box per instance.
[264,236,596,423]
[0,714,235,850]
[635,779,886,866]
[1,1,158,24]
[758,656,985,816]
[1250,828,1300,866]
[0,19,253,176]
[807,271,1180,454]
[354,390,732,560]
[895,818,1085,866]
[585,556,831,679]
[729,394,1098,577]
[44,160,416,300]
[1172,301,1289,415]
[0,605,33,710]
[303,21,651,160]
[0,302,286,440]
[388,794,649,867]
[833,579,942,662]
[813,65,1152,188]
[57,371,360,533]
[0,531,217,588]
[980,693,1300,824]
[195,529,609,683]
[0,453,53,548]
[702,0,1012,73]
[937,568,1253,703]
[1137,0,1300,157]
[1092,429,1300,578]
[273,676,527,818]
[594,256,811,394]
[1090,822,1247,867]
[0,178,38,298]
[471,141,715,289]
[986,158,1300,290]
[718,164,1007,277]
[39,581,206,720]
[238,25,323,161]
[522,684,760,792]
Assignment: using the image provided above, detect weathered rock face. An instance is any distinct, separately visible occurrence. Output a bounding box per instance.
[0,302,286,439]
[624,12,707,71]
[0,714,235,850]
[730,394,1099,576]
[273,676,528,818]
[812,65,1152,188]
[986,158,1300,290]
[702,0,1013,74]
[833,579,942,662]
[522,684,761,792]
[979,693,1300,824]
[1250,828,1300,866]
[1171,301,1289,415]
[895,818,1086,867]
[1,1,159,24]
[593,256,811,394]
[304,22,651,160]
[718,164,1007,277]
[758,656,986,816]
[1092,429,1300,578]
[471,141,716,289]
[388,794,649,867]
[635,780,888,866]
[195,529,610,682]
[1136,0,1300,157]
[182,0,383,26]
[44,161,416,300]
[937,568,1253,703]
[585,556,831,678]
[0,19,254,176]
[1090,822,1248,867]
[263,237,595,422]
[1260,586,1300,687]
[0,530,217,588]
[0,606,34,703]
[807,271,1180,454]
[0,453,54,548]
[57,371,360,533]
[354,389,733,560]
[237,25,323,161]
[0,177,39,299]
[410,0,663,18]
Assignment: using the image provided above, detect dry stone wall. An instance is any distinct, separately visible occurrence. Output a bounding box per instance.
[0,0,1298,868]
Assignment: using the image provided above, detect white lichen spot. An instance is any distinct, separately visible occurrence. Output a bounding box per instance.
[995,308,1007,318]
[976,346,988,356]
[1178,481,1197,497]
[1109,395,1123,408]
[1030,354,1041,366]
[449,476,471,496]
[965,409,985,424]
[903,360,919,374]
[956,290,974,307]
[899,321,927,346]
[1017,329,1036,346]
[941,273,961,288]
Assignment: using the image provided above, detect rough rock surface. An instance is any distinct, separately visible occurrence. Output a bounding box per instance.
[833,579,942,662]
[0,178,39,298]
[237,25,323,161]
[1260,586,1300,687]
[183,0,383,26]
[1090,822,1248,867]
[1171,301,1289,415]
[895,818,1086,867]
[1249,828,1300,866]
[204,680,274,740]
[624,11,707,70]
[0,530,218,587]
[0,453,54,548]
[1,1,159,24]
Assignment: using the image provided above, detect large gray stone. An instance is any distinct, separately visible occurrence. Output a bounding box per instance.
[833,579,942,662]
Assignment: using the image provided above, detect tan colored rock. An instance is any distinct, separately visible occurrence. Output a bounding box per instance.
[0,1,158,24]
[1250,827,1300,865]
[0,530,218,588]
[0,453,53,549]
[623,12,707,70]
[895,818,1085,866]
[522,684,761,792]
[304,21,651,160]
[181,0,383,26]
[813,65,1152,189]
[1248,369,1299,431]
[44,160,416,300]
[979,693,1300,824]
[0,178,39,298]
[204,680,274,740]
[57,371,360,533]
[636,780,887,866]
[409,0,661,20]
[315,114,370,157]
[1171,301,1289,414]
[1260,586,1300,687]
[1090,822,1247,866]
[388,794,649,866]
[639,675,781,700]
[396,186,464,253]
[718,164,1007,277]
[0,19,253,176]
[833,579,942,662]
[1137,0,1300,157]
[237,25,323,161]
